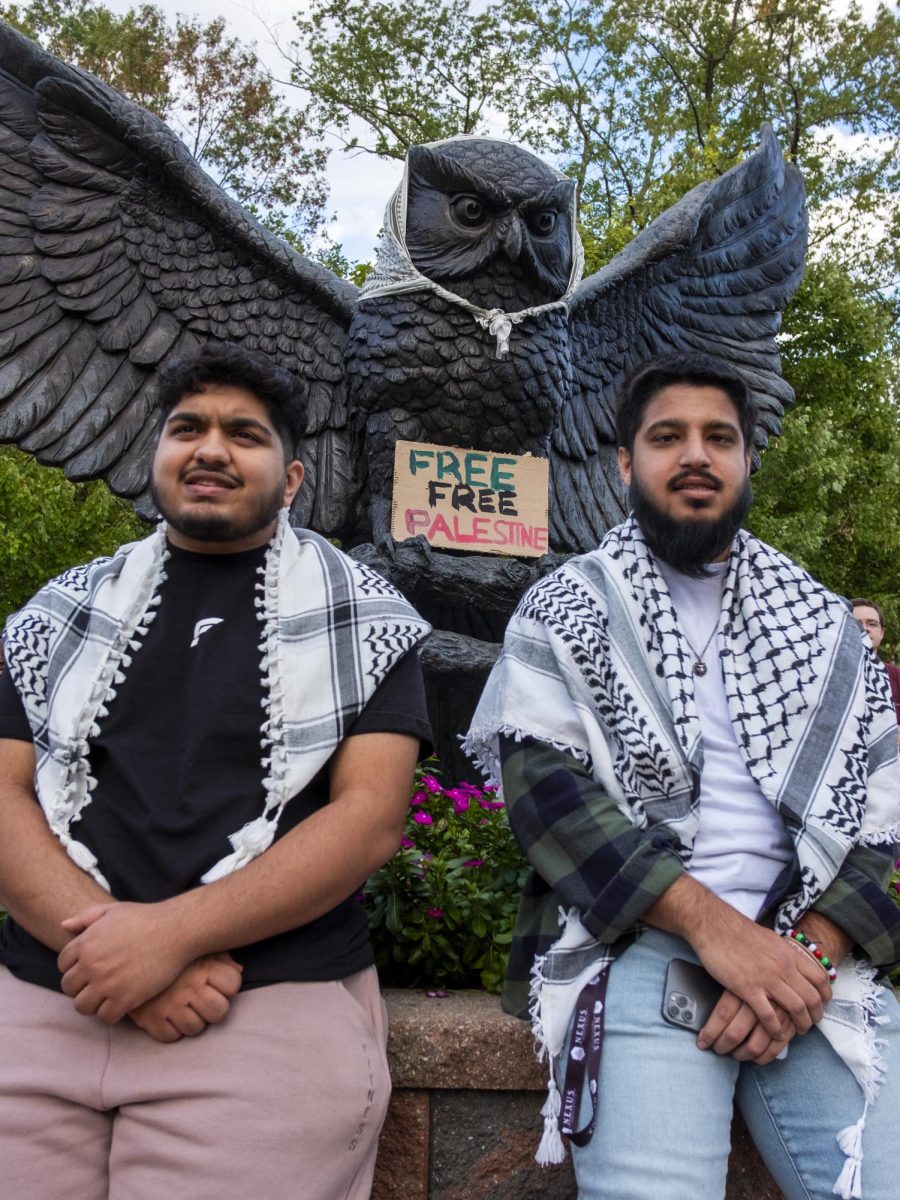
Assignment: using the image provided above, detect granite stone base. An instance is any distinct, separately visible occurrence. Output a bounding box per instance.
[372,989,784,1200]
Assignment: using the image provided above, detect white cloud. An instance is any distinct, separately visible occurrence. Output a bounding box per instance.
[318,139,401,261]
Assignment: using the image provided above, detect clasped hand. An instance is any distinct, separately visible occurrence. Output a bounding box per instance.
[694,922,832,1066]
[698,991,794,1065]
[58,901,242,1040]
[128,954,243,1042]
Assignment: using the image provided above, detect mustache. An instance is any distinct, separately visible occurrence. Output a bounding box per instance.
[181,468,240,487]
[668,469,721,491]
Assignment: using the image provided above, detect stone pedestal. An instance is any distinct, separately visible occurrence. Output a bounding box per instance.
[372,989,784,1199]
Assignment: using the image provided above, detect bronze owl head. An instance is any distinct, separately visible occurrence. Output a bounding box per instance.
[403,138,579,312]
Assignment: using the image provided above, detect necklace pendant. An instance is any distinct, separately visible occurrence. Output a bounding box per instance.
[692,660,707,677]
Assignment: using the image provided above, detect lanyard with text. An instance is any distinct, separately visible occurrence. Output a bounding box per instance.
[559,964,611,1147]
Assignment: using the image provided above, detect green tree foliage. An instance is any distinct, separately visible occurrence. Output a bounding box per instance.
[505,0,900,291]
[0,0,365,615]
[748,260,900,656]
[0,0,330,246]
[289,0,524,158]
[1,0,898,634]
[0,446,146,624]
[1,0,171,110]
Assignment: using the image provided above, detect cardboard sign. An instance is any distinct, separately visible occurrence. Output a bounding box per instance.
[391,440,550,557]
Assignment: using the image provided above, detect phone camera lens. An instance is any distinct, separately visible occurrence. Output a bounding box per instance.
[676,995,688,1008]
[668,1005,681,1019]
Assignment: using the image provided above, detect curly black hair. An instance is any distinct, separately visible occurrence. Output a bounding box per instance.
[154,342,307,461]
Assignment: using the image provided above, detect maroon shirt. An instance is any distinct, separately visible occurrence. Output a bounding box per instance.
[886,661,900,725]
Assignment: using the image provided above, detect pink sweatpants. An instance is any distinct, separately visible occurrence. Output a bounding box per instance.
[0,964,390,1200]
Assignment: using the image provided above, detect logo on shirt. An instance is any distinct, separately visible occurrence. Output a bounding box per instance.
[191,618,224,648]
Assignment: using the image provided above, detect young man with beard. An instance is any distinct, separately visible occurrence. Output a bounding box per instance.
[466,353,900,1200]
[0,343,432,1200]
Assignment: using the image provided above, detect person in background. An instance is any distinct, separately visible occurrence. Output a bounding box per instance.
[852,597,900,746]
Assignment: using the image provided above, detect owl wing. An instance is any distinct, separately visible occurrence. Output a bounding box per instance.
[0,21,358,533]
[555,125,807,552]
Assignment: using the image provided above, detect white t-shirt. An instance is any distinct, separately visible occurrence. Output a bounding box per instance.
[658,560,794,918]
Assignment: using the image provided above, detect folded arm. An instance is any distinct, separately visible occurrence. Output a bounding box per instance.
[58,731,420,1022]
[807,842,899,972]
[646,874,831,1060]
[0,738,109,949]
[692,853,895,1065]
[500,735,831,1059]
[0,737,243,1038]
[500,734,686,943]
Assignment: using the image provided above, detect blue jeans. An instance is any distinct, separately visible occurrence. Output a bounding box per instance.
[566,929,900,1200]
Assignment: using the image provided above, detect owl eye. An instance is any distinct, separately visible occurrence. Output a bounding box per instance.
[527,210,558,237]
[450,195,488,228]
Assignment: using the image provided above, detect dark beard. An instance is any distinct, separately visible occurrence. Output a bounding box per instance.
[150,476,286,546]
[630,476,752,578]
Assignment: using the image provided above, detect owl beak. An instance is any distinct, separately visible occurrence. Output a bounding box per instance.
[500,215,523,262]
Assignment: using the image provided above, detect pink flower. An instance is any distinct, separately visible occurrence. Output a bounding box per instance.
[426,907,444,919]
[463,858,484,868]
[400,835,416,849]
[426,989,449,998]
[452,796,470,814]
[413,811,433,825]
[409,790,428,807]
[479,799,505,811]
[421,774,442,793]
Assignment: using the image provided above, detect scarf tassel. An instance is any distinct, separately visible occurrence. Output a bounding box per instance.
[833,1107,867,1199]
[535,1073,566,1166]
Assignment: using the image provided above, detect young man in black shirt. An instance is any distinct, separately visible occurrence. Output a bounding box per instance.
[0,343,431,1200]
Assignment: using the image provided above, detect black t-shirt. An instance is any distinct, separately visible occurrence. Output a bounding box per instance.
[0,541,431,991]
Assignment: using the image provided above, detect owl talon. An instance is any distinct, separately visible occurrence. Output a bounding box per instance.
[535,549,571,576]
[375,530,398,555]
[390,534,435,569]
[372,529,435,569]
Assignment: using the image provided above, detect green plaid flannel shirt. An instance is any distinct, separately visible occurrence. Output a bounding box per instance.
[499,735,900,1019]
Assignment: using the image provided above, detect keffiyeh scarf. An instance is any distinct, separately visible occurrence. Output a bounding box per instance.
[4,511,431,887]
[464,517,900,1197]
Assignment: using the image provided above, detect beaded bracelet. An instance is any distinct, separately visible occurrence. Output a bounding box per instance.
[785,928,838,981]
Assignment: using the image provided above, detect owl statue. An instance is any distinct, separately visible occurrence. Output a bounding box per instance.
[0,19,806,564]
[348,138,584,543]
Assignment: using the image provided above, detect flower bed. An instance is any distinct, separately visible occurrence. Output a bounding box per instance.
[365,760,528,993]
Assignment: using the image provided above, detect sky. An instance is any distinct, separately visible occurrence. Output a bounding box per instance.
[106,0,894,265]
[106,0,404,262]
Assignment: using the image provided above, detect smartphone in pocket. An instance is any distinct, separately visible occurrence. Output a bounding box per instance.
[662,958,723,1032]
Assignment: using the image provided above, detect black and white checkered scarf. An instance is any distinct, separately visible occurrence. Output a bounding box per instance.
[4,511,431,888]
[466,517,900,1192]
[469,516,900,919]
